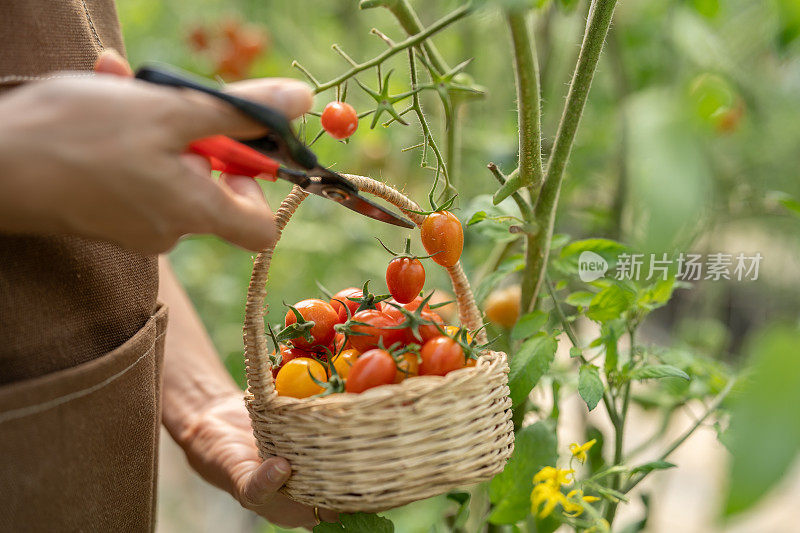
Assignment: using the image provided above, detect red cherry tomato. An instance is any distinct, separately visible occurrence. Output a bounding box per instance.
[321,101,358,140]
[284,299,338,349]
[271,344,312,378]
[345,349,396,393]
[329,287,362,323]
[386,257,426,304]
[417,310,445,344]
[381,296,431,322]
[349,309,403,352]
[420,211,463,267]
[419,336,465,376]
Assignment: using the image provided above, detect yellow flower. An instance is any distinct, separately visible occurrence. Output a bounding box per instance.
[569,438,597,464]
[532,466,574,486]
[562,489,601,517]
[531,481,566,518]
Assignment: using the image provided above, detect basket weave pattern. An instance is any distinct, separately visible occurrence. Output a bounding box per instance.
[243,175,515,512]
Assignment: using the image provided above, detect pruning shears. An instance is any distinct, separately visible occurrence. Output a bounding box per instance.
[134,65,414,229]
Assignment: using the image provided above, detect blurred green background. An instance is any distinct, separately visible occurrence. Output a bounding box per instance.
[117,0,800,530]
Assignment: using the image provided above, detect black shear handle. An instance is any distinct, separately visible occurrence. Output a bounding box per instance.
[135,65,318,171]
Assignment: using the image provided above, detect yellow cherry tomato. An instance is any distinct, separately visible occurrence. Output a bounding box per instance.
[332,349,360,379]
[485,285,521,329]
[394,352,420,383]
[275,357,327,399]
[443,325,473,344]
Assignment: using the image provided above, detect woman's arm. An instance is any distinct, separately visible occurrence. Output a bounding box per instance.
[159,256,333,529]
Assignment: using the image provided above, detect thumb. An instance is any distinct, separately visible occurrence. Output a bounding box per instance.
[93,49,133,77]
[238,457,291,508]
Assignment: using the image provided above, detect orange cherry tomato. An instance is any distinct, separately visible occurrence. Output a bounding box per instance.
[386,257,426,304]
[330,287,362,323]
[420,211,463,267]
[332,348,360,379]
[345,349,396,393]
[484,285,521,329]
[321,101,358,140]
[394,352,419,383]
[284,299,338,349]
[419,336,465,376]
[275,357,327,398]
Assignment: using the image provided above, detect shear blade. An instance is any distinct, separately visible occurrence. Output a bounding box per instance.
[302,182,415,229]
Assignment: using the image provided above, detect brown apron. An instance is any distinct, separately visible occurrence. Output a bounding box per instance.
[0,2,165,531]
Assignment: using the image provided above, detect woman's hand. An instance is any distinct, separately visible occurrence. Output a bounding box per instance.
[176,393,337,529]
[0,51,312,253]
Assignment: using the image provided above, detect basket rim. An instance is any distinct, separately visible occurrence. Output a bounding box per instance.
[247,349,509,410]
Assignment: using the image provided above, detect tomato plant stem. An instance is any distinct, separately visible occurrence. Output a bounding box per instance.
[386,0,451,74]
[506,9,545,192]
[301,3,472,93]
[522,0,619,313]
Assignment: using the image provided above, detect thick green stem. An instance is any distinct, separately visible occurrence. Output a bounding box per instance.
[523,0,619,313]
[304,3,471,93]
[506,10,545,193]
[386,0,451,74]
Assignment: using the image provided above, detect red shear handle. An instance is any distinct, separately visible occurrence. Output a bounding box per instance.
[189,135,280,180]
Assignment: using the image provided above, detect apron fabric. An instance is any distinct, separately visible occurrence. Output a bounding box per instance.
[0,2,164,530]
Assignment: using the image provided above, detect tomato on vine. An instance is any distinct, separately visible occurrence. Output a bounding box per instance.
[380,238,427,304]
[393,351,420,383]
[419,336,465,376]
[420,211,463,267]
[345,349,396,393]
[284,299,338,349]
[275,357,328,398]
[321,101,358,139]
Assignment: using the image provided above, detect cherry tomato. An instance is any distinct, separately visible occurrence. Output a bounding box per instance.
[349,309,403,352]
[285,299,338,349]
[330,287,362,323]
[394,352,419,383]
[329,331,349,354]
[381,296,431,323]
[321,101,358,140]
[416,310,445,344]
[187,26,209,51]
[419,336,465,376]
[443,325,473,345]
[332,348,360,379]
[484,285,521,329]
[275,357,327,398]
[345,349,396,393]
[271,344,313,378]
[386,257,426,304]
[420,211,463,267]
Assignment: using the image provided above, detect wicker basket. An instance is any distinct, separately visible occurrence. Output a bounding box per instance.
[242,174,515,512]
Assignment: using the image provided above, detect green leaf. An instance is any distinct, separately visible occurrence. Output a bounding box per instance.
[489,422,558,524]
[587,284,636,323]
[511,311,548,340]
[558,238,628,275]
[630,460,676,476]
[569,346,582,358]
[508,333,558,408]
[578,365,604,411]
[630,364,690,381]
[314,512,394,532]
[467,211,487,226]
[565,291,594,308]
[724,325,800,516]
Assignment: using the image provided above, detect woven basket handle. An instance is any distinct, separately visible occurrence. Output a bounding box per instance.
[243,175,485,404]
